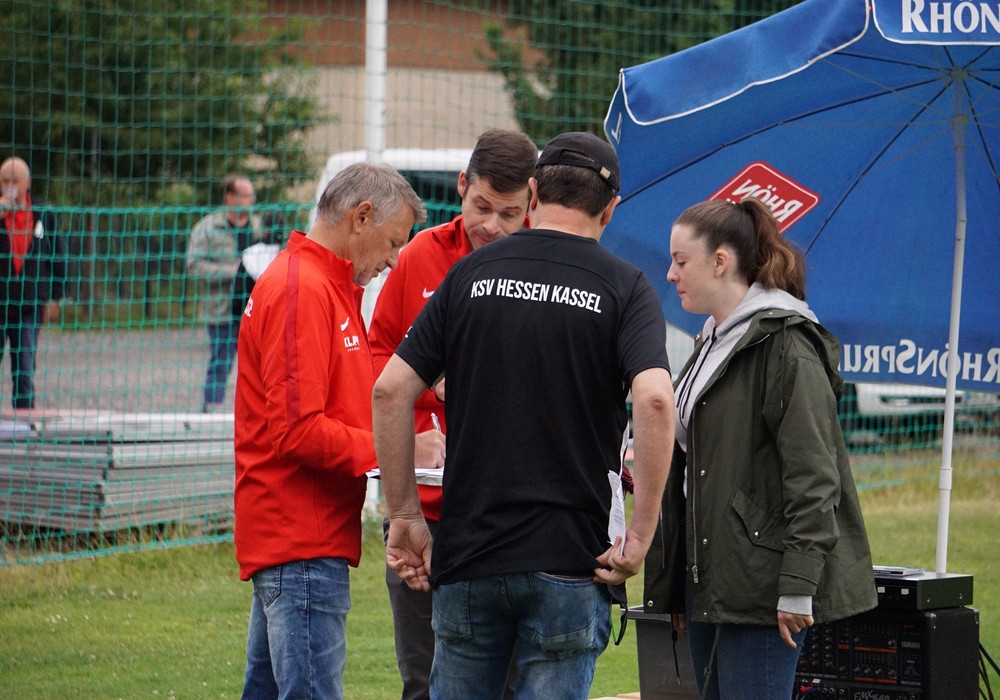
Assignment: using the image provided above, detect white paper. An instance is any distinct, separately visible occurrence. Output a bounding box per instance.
[608,469,627,554]
[242,243,282,280]
[367,467,443,486]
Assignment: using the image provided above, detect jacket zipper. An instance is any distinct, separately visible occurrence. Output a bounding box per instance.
[689,398,701,585]
[687,330,773,590]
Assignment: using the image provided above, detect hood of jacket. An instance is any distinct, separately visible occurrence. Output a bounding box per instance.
[699,283,817,343]
[686,283,844,402]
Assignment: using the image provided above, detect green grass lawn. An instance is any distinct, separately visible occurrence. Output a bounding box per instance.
[1,474,997,699]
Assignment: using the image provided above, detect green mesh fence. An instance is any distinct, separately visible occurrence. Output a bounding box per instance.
[2,0,997,565]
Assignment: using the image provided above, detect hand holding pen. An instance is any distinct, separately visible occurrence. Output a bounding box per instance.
[414,424,446,469]
[424,413,445,469]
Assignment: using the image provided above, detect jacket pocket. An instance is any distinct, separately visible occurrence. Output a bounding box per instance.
[731,490,784,552]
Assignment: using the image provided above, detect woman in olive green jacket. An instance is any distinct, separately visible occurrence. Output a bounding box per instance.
[644,198,877,699]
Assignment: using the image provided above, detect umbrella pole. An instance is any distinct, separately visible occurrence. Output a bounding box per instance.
[936,91,969,575]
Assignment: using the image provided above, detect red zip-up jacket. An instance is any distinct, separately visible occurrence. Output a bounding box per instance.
[234,231,375,581]
[369,216,473,521]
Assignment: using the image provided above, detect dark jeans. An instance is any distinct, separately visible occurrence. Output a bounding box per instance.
[203,320,240,407]
[2,306,41,409]
[383,517,519,700]
[685,579,806,699]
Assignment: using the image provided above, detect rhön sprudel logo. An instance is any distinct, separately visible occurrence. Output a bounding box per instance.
[708,161,820,234]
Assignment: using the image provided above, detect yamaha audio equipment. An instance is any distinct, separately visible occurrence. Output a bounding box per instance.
[794,604,979,699]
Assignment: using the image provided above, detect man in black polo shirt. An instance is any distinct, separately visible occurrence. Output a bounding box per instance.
[373,132,675,699]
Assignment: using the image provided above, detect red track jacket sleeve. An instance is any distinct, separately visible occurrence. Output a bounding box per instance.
[234,231,375,580]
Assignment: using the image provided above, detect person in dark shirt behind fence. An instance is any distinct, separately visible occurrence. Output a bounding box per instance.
[0,156,67,409]
[186,173,261,413]
[232,209,285,321]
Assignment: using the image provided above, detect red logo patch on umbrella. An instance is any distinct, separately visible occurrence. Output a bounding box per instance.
[709,162,820,233]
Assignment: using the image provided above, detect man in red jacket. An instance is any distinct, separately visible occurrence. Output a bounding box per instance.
[368,128,537,700]
[234,162,446,700]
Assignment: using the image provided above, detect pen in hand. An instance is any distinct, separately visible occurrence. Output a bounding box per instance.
[429,412,445,469]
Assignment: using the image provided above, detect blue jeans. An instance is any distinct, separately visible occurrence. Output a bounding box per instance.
[687,617,806,699]
[203,320,239,407]
[430,573,611,700]
[241,558,351,700]
[3,306,41,409]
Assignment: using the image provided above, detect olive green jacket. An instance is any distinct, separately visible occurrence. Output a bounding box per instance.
[643,308,878,625]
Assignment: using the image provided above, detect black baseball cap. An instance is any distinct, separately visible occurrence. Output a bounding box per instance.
[535,132,621,193]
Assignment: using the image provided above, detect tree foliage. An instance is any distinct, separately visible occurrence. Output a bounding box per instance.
[0,0,321,207]
[472,0,803,143]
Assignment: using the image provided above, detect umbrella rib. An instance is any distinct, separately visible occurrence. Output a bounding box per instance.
[803,100,943,255]
[965,50,1000,182]
[967,72,1000,119]
[834,46,1000,124]
[825,51,959,122]
[963,50,1000,187]
[965,93,1000,195]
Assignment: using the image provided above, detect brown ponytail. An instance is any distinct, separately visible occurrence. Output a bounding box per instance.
[737,198,806,299]
[674,198,807,300]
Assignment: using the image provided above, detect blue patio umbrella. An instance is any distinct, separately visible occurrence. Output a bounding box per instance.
[603,0,1000,572]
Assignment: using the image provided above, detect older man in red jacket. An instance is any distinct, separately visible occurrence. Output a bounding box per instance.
[234,162,446,700]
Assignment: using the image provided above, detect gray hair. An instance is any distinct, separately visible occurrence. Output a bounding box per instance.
[317,162,426,228]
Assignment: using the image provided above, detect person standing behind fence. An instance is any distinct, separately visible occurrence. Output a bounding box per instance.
[0,156,66,409]
[647,198,878,700]
[231,209,285,321]
[373,132,675,699]
[233,162,446,700]
[368,127,537,700]
[186,173,262,413]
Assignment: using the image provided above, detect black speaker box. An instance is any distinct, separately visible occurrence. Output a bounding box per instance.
[628,608,699,699]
